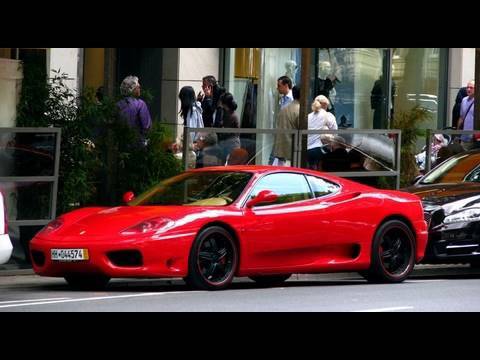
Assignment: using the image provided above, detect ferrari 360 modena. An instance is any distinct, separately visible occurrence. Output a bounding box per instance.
[30,166,428,290]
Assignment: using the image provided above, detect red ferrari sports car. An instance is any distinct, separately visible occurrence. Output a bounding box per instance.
[30,166,428,290]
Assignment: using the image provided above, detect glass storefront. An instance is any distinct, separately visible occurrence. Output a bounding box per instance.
[221,48,448,132]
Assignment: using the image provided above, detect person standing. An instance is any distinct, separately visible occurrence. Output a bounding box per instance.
[116,75,152,146]
[307,95,338,170]
[457,80,475,147]
[197,75,221,127]
[217,92,241,163]
[179,86,204,143]
[452,86,468,129]
[269,76,293,165]
[272,86,300,166]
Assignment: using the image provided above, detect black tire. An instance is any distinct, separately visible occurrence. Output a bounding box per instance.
[361,220,416,283]
[186,226,238,290]
[470,260,480,269]
[64,274,110,290]
[249,274,291,287]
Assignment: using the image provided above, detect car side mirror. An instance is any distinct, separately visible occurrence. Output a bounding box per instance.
[123,191,135,204]
[246,190,278,208]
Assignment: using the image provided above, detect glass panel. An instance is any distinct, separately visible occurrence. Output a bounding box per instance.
[190,131,296,169]
[313,48,388,129]
[249,173,313,205]
[392,48,443,152]
[223,48,302,131]
[0,132,57,176]
[1,181,53,220]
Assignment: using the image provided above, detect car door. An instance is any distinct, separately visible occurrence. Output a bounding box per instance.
[240,172,336,271]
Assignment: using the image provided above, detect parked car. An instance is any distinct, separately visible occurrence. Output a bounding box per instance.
[403,149,480,266]
[0,191,13,264]
[30,166,428,290]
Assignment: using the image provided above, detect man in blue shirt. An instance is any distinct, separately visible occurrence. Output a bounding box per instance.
[277,76,293,110]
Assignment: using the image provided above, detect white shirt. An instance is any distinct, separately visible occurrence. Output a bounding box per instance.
[307,109,338,150]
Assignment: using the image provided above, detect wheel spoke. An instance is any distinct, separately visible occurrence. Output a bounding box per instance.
[204,262,217,280]
[392,237,402,252]
[209,237,219,252]
[217,248,228,262]
[382,249,394,258]
[199,251,215,261]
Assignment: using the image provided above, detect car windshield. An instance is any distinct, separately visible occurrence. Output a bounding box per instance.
[129,171,253,206]
[421,151,480,184]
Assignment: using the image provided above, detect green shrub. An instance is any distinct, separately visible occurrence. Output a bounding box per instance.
[16,68,182,214]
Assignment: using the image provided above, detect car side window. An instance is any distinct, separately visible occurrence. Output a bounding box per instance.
[249,173,313,206]
[466,166,480,182]
[306,175,340,198]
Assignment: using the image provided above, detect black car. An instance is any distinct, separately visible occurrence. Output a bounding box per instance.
[403,149,480,266]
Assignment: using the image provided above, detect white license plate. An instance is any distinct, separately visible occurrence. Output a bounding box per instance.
[51,249,89,261]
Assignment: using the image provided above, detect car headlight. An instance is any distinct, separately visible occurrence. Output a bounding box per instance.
[443,208,480,224]
[40,218,64,235]
[120,218,174,236]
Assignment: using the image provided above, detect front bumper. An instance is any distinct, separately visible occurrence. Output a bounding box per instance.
[0,234,13,264]
[29,232,195,278]
[423,221,480,263]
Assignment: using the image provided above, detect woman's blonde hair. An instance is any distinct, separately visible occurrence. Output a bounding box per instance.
[311,95,329,112]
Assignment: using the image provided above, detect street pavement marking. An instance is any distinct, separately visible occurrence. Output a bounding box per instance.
[0,297,70,305]
[0,291,195,309]
[354,306,414,312]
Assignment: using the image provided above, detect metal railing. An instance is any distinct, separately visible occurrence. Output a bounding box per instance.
[298,129,402,189]
[0,127,61,228]
[182,127,402,189]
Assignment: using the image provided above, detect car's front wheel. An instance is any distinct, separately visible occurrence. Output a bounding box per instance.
[64,274,110,290]
[361,220,416,283]
[186,226,238,290]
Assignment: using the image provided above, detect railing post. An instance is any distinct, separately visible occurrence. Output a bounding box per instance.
[182,126,189,171]
[425,129,432,173]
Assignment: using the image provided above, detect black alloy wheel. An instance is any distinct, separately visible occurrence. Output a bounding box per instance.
[186,226,238,290]
[361,220,416,283]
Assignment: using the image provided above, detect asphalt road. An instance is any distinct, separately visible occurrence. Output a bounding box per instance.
[1,265,479,312]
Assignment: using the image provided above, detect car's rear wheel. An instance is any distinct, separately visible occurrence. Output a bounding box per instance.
[186,226,238,290]
[361,220,415,283]
[249,275,291,287]
[64,274,110,290]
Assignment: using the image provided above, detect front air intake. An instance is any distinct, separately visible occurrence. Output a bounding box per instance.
[107,250,143,267]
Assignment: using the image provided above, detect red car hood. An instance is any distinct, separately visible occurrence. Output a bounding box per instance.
[55,205,213,237]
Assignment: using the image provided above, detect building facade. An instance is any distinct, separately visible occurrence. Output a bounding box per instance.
[0,47,476,269]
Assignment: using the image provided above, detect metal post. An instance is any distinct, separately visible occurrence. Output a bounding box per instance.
[475,48,480,131]
[182,126,189,171]
[299,48,312,168]
[425,129,432,173]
